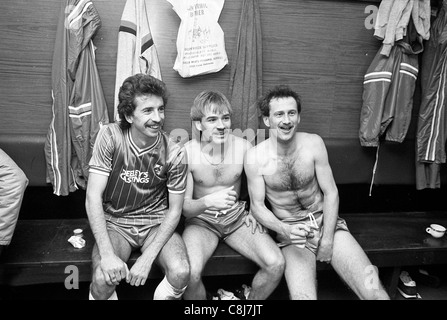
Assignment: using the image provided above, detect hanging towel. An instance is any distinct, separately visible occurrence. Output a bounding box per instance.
[412,0,431,41]
[45,0,110,196]
[374,0,430,57]
[113,0,162,121]
[374,0,413,56]
[228,0,262,134]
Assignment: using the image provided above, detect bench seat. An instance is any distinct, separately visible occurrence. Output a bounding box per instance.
[1,211,447,299]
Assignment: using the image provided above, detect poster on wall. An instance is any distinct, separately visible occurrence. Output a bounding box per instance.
[167,0,228,78]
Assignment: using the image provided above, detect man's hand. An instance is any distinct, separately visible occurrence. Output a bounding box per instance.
[277,223,318,248]
[316,238,333,264]
[244,213,266,234]
[100,254,129,286]
[204,186,238,211]
[127,257,152,287]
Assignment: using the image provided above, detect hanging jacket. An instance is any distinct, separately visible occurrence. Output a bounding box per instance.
[359,18,423,147]
[45,0,109,196]
[416,1,447,189]
[113,0,162,121]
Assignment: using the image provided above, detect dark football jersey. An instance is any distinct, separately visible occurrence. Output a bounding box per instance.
[89,123,187,226]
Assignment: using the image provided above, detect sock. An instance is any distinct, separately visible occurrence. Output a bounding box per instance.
[89,290,118,300]
[153,276,187,300]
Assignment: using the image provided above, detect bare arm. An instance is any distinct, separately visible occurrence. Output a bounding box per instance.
[313,135,339,256]
[245,149,281,232]
[181,171,237,218]
[86,172,128,285]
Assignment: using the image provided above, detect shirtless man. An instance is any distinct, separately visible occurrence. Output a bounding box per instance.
[182,91,285,300]
[244,85,390,300]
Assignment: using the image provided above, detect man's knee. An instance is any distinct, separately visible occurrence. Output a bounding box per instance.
[188,261,204,285]
[90,267,116,299]
[261,249,285,277]
[165,257,190,287]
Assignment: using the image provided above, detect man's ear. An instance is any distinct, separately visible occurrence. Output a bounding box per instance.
[263,116,270,128]
[193,120,202,131]
[124,113,133,124]
[297,114,301,124]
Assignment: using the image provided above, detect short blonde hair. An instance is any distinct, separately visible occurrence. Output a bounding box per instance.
[190,91,233,121]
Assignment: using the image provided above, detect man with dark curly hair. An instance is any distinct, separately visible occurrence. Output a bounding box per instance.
[86,74,190,300]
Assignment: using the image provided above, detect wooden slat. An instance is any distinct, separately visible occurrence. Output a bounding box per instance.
[1,212,447,286]
[0,0,385,140]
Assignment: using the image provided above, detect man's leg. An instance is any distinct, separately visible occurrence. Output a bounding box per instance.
[182,224,219,300]
[90,229,132,300]
[330,230,390,300]
[225,225,285,300]
[150,232,190,300]
[281,245,317,300]
[0,149,28,250]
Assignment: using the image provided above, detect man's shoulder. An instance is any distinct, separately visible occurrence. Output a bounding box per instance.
[96,123,124,144]
[249,138,268,152]
[162,132,187,158]
[296,132,327,154]
[230,134,253,150]
[297,132,323,144]
[245,139,269,164]
[183,138,199,149]
[100,122,120,133]
[183,139,200,157]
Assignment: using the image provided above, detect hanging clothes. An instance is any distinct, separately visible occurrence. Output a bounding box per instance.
[228,0,262,134]
[45,0,109,196]
[359,18,423,147]
[374,0,413,57]
[374,0,430,57]
[416,1,447,190]
[113,0,162,121]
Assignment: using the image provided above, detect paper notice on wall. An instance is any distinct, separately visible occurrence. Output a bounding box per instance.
[167,0,228,78]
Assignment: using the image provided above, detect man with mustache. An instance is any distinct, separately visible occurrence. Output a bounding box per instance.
[182,91,285,300]
[244,85,390,300]
[86,74,190,300]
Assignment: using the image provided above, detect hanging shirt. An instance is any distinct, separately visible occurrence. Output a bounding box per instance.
[113,0,162,121]
[45,0,109,196]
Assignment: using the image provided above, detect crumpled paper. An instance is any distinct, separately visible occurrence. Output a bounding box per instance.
[68,235,86,249]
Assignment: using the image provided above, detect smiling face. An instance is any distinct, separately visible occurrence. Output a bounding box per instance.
[195,104,231,145]
[263,96,300,142]
[126,94,165,146]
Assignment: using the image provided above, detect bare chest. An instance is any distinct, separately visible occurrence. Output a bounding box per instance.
[264,156,314,192]
[192,163,243,187]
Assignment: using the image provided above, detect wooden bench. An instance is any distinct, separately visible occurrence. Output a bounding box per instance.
[1,211,447,299]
